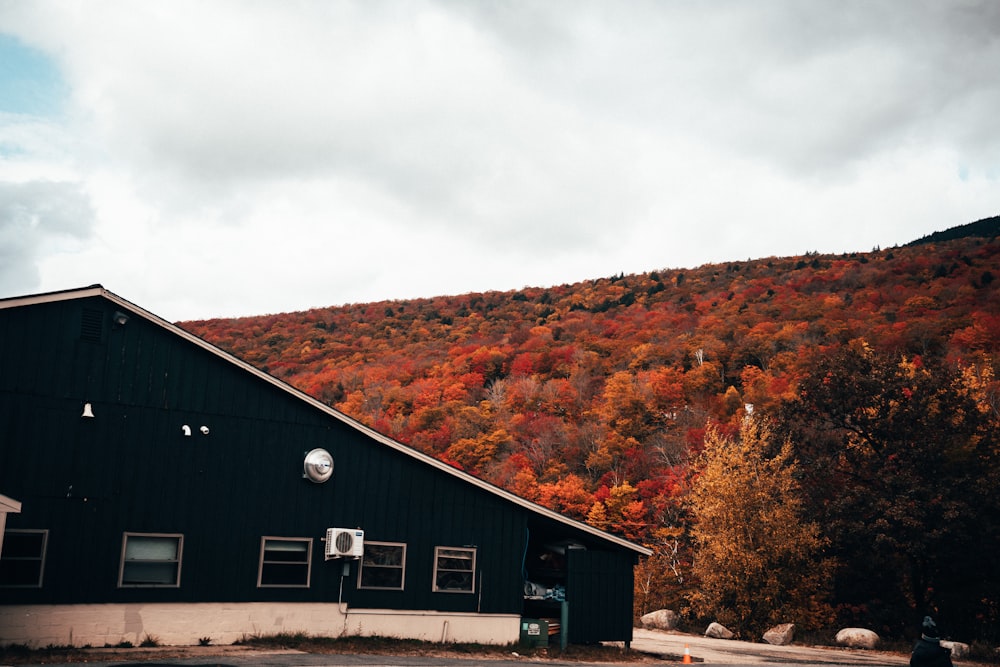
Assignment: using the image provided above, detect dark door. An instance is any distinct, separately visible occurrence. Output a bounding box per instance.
[566,548,634,644]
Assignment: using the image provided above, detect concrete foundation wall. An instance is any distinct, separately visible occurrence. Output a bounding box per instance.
[0,604,521,648]
[343,608,520,644]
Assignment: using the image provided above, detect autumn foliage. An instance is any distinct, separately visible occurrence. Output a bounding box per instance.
[182,217,1000,640]
[689,417,834,635]
[781,342,1000,639]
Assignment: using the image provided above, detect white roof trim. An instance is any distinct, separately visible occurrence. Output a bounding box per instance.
[1,286,651,556]
[0,494,21,513]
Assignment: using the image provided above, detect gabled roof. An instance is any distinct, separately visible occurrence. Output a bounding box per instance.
[0,285,651,557]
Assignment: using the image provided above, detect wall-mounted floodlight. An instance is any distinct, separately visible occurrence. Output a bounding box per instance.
[303,448,334,483]
[112,311,130,326]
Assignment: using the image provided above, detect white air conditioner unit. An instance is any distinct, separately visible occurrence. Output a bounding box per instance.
[325,527,364,559]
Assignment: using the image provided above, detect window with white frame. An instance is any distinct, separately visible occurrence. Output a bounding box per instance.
[258,537,312,587]
[0,529,48,587]
[118,533,183,587]
[358,541,406,590]
[432,546,476,593]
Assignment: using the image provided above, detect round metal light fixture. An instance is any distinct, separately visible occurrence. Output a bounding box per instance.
[303,448,334,483]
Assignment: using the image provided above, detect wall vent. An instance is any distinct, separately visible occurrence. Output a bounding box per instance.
[80,308,105,343]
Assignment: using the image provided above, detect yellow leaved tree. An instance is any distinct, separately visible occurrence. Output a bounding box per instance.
[688,416,834,636]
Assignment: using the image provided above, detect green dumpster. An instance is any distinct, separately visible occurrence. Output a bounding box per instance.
[520,618,549,647]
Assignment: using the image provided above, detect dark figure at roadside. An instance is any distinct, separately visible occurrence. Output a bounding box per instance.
[910,616,953,667]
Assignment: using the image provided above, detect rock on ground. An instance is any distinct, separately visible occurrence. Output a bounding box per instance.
[762,623,795,646]
[835,627,880,649]
[941,640,970,658]
[640,609,680,631]
[705,622,735,640]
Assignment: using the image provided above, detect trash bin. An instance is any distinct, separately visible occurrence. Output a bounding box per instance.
[520,618,549,647]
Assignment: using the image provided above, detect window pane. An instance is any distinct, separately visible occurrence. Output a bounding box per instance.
[263,550,307,563]
[260,563,308,586]
[119,534,181,587]
[259,537,311,588]
[125,536,178,561]
[359,542,405,590]
[439,555,473,571]
[0,560,39,586]
[363,544,403,567]
[122,561,177,585]
[265,540,308,553]
[433,546,475,593]
[361,566,403,589]
[0,530,47,588]
[2,532,44,559]
[263,540,309,563]
[435,570,472,591]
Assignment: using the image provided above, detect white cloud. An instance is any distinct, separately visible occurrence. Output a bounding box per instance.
[0,0,997,320]
[0,180,96,292]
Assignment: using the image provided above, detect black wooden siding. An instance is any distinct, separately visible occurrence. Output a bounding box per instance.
[1,293,637,643]
[0,297,518,611]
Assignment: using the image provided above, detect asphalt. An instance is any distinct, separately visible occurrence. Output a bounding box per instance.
[630,628,910,665]
[3,650,607,667]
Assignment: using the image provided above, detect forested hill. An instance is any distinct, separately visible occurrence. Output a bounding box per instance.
[905,214,999,246]
[181,222,1000,487]
[183,222,999,457]
[182,220,1000,637]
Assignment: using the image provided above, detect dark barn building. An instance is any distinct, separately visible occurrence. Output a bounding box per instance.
[0,286,649,648]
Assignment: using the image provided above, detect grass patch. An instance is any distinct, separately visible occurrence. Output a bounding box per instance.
[235,633,655,662]
[0,644,94,665]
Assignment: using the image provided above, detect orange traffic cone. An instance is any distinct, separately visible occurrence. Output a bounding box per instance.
[682,643,692,664]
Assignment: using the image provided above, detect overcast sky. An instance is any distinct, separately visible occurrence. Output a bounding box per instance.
[1,1,998,321]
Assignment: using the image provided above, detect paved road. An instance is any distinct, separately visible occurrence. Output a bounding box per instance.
[4,630,915,667]
[631,628,909,665]
[92,655,595,667]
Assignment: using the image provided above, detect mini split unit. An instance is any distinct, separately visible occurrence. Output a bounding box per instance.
[325,527,364,559]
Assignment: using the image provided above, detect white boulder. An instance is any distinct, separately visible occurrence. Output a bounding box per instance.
[835,627,880,649]
[763,623,795,646]
[705,622,735,639]
[640,609,680,631]
[940,640,970,658]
